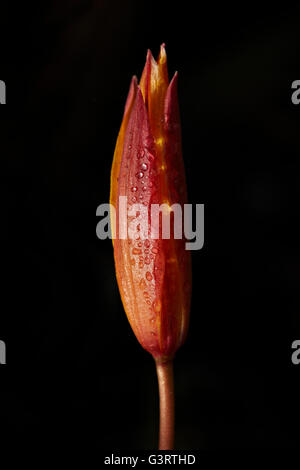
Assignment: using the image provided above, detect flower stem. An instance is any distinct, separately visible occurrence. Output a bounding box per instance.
[155,358,175,450]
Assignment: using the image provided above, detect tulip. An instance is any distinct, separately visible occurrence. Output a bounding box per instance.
[110,44,192,449]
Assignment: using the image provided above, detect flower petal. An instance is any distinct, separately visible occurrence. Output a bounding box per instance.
[110,76,137,240]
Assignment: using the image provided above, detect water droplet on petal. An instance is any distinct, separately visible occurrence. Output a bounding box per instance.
[131,186,137,192]
[144,256,151,265]
[136,172,144,179]
[151,247,158,254]
[132,248,142,255]
[152,299,161,312]
[141,162,148,171]
[146,271,153,281]
[144,240,150,248]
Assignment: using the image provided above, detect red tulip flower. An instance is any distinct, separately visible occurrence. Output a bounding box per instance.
[110,44,192,449]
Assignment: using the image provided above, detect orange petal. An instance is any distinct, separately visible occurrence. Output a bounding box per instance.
[114,87,161,354]
[110,76,137,240]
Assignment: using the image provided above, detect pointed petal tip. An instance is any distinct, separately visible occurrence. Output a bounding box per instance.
[164,71,179,117]
[158,43,167,65]
[146,48,154,63]
[123,75,138,117]
[128,74,138,94]
[128,75,138,92]
[170,71,178,86]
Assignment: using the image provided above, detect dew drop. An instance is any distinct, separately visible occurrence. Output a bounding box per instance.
[144,240,150,248]
[146,271,153,281]
[144,256,151,265]
[136,172,144,179]
[142,186,147,192]
[141,162,148,171]
[131,196,137,202]
[138,242,142,247]
[151,247,158,254]
[152,299,161,312]
[131,186,137,192]
[132,248,142,255]
[144,249,150,254]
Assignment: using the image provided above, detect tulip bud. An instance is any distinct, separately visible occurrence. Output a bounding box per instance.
[110,44,192,363]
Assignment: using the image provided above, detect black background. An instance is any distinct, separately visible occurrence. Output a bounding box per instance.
[0,0,300,451]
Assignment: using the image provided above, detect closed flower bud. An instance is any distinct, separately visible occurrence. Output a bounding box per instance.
[110,44,192,362]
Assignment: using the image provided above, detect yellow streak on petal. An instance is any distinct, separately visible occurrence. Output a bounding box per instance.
[139,50,152,105]
[110,78,137,242]
[155,136,164,147]
[148,51,168,141]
